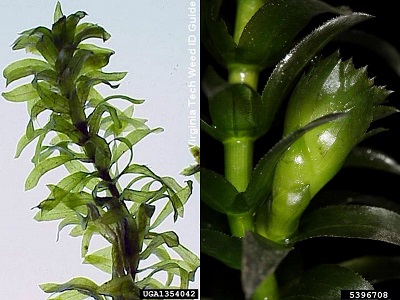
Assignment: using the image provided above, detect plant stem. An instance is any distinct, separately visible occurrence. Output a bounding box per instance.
[251,274,280,300]
[228,63,260,90]
[223,138,254,237]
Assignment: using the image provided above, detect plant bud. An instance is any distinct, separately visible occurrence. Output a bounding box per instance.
[265,51,391,243]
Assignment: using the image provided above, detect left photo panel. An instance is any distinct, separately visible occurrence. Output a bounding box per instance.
[0,1,199,299]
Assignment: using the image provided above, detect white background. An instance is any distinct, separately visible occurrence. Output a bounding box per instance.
[0,1,199,298]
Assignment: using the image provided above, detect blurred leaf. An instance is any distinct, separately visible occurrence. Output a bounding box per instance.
[242,231,292,299]
[201,228,242,269]
[293,205,400,246]
[339,255,400,284]
[283,264,373,299]
[97,275,139,298]
[54,1,64,23]
[200,0,236,67]
[336,30,400,78]
[372,105,398,122]
[40,277,102,300]
[345,147,400,175]
[261,13,372,134]
[201,66,229,99]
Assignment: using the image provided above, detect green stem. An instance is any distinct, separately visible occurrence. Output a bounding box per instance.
[228,63,260,90]
[224,138,254,237]
[251,274,280,300]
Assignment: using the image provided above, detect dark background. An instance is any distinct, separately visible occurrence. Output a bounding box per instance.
[201,1,400,299]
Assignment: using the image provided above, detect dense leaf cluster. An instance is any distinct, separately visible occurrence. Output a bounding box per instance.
[2,3,199,299]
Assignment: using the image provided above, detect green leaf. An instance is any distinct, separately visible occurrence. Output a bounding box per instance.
[201,228,242,269]
[345,147,400,175]
[3,58,50,86]
[340,255,400,285]
[40,277,102,300]
[200,0,236,67]
[25,156,75,190]
[15,128,45,158]
[244,113,346,211]
[293,205,400,246]
[150,180,192,228]
[88,103,122,135]
[236,0,349,68]
[261,13,372,134]
[283,264,373,299]
[208,83,264,139]
[36,34,59,65]
[2,83,39,103]
[54,1,64,23]
[48,114,85,144]
[242,231,292,300]
[140,231,179,260]
[74,23,111,46]
[201,167,249,214]
[84,246,112,274]
[33,80,70,114]
[97,276,139,297]
[48,290,93,300]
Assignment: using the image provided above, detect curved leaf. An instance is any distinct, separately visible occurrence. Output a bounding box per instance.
[340,255,400,284]
[237,0,350,68]
[261,13,373,134]
[84,246,112,274]
[25,156,75,190]
[293,205,400,246]
[40,277,102,300]
[345,147,400,175]
[201,228,242,270]
[3,58,50,86]
[283,264,373,299]
[2,83,39,103]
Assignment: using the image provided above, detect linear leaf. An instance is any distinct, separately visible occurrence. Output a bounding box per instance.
[345,146,400,175]
[84,246,112,274]
[293,205,400,246]
[339,255,400,284]
[25,156,74,190]
[3,58,50,86]
[2,83,39,102]
[201,228,242,270]
[40,277,102,300]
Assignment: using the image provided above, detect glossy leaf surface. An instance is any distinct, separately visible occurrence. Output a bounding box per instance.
[293,205,400,246]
